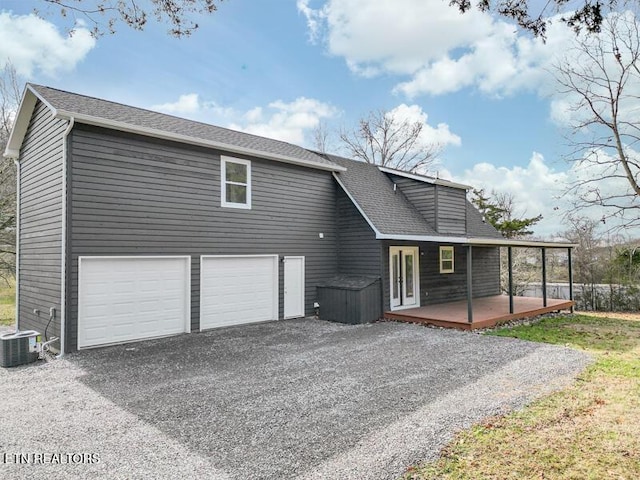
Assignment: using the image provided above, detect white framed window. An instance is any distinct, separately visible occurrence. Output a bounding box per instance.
[439,246,454,274]
[221,156,251,209]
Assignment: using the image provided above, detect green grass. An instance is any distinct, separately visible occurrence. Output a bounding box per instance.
[0,281,15,327]
[404,314,640,480]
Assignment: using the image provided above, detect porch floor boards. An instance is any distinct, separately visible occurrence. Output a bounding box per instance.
[384,295,575,330]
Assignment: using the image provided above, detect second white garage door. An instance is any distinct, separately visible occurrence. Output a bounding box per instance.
[200,255,279,330]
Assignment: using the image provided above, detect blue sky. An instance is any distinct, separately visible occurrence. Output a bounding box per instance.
[1,0,634,238]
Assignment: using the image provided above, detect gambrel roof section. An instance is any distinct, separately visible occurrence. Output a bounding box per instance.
[4,84,345,172]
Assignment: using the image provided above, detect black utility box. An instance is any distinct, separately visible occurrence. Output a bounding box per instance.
[0,330,39,368]
[317,275,382,324]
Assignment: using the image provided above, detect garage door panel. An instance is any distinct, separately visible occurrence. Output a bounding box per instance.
[200,255,278,330]
[78,256,190,348]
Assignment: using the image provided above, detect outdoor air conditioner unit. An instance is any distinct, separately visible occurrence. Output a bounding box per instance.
[0,330,39,368]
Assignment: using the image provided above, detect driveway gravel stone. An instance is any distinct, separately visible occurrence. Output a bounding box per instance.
[0,318,591,479]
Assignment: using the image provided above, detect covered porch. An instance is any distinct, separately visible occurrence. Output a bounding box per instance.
[385,294,575,330]
[386,240,578,330]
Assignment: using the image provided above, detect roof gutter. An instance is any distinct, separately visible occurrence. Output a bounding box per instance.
[378,166,472,190]
[57,117,74,357]
[53,110,347,173]
[13,159,20,331]
[375,232,577,248]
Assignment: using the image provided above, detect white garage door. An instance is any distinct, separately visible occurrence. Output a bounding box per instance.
[200,255,278,330]
[78,256,191,349]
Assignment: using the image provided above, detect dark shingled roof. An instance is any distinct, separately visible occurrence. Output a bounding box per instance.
[327,154,439,236]
[29,84,336,169]
[466,200,504,239]
[326,154,503,240]
[26,85,504,241]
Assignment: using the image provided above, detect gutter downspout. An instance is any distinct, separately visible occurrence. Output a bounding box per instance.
[13,159,20,331]
[58,117,74,358]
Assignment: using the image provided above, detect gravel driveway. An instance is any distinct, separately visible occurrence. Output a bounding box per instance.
[0,318,591,479]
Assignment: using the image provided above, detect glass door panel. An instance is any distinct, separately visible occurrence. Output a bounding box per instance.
[391,251,401,307]
[402,251,417,306]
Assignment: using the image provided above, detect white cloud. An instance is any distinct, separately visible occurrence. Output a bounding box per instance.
[0,13,95,77]
[230,97,339,145]
[151,93,339,146]
[444,153,570,236]
[297,0,326,42]
[440,149,640,236]
[151,93,235,122]
[152,94,201,114]
[302,0,494,76]
[387,103,461,148]
[299,0,576,98]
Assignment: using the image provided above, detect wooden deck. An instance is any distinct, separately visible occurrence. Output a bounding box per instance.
[384,295,575,330]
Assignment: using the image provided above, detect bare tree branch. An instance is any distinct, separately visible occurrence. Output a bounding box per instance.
[311,121,332,154]
[339,109,441,173]
[0,63,19,281]
[554,12,640,230]
[37,0,224,37]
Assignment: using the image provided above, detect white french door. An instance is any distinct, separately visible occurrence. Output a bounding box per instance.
[389,246,420,310]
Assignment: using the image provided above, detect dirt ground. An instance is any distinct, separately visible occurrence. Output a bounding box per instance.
[576,311,640,321]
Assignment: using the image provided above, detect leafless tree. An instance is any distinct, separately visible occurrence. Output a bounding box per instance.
[563,215,608,283]
[339,109,440,173]
[311,120,332,154]
[0,63,20,283]
[36,0,224,37]
[554,12,640,231]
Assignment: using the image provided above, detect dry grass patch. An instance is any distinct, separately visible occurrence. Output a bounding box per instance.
[404,314,640,480]
[0,280,15,327]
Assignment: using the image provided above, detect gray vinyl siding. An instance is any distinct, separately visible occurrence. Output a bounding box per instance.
[387,174,436,228]
[67,124,338,351]
[472,247,501,298]
[385,173,467,235]
[17,101,66,343]
[382,242,500,310]
[336,188,382,277]
[435,186,467,235]
[419,245,500,304]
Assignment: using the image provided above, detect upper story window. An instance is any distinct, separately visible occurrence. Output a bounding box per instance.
[439,246,454,274]
[221,157,251,209]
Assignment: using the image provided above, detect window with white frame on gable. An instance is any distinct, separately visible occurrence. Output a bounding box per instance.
[221,157,251,209]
